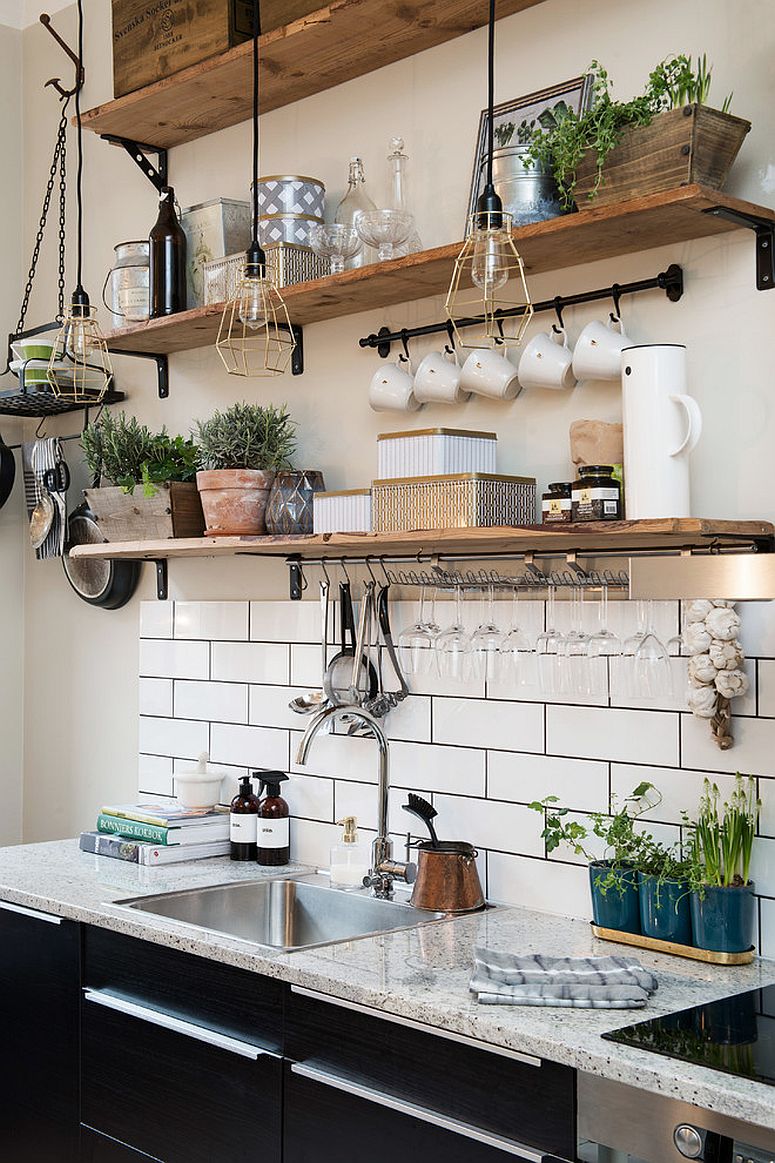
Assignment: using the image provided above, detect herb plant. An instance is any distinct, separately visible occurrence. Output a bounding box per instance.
[81,411,199,497]
[526,54,733,208]
[684,775,760,890]
[194,402,296,472]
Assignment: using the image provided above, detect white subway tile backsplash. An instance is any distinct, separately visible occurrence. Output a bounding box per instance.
[251,600,326,644]
[757,660,775,716]
[139,716,209,760]
[250,685,321,730]
[290,729,378,783]
[758,777,775,837]
[760,898,775,959]
[547,705,679,767]
[750,837,775,898]
[487,852,590,917]
[384,695,432,743]
[681,712,775,776]
[139,678,173,718]
[738,601,775,660]
[487,753,609,812]
[610,764,739,826]
[434,794,542,857]
[333,779,378,831]
[609,656,690,713]
[212,641,289,685]
[285,774,334,823]
[140,639,209,680]
[291,818,341,868]
[140,600,174,639]
[433,697,543,753]
[391,741,485,797]
[138,753,174,796]
[210,723,288,770]
[175,601,248,642]
[174,680,248,724]
[290,644,326,688]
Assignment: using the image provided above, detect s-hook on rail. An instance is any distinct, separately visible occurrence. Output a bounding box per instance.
[359,265,683,357]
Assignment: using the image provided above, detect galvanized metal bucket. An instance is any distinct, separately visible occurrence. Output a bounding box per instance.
[480,146,563,225]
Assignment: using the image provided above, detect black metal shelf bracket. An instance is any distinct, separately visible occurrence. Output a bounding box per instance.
[107,349,169,399]
[359,265,685,356]
[287,555,304,601]
[100,134,169,193]
[154,560,169,601]
[702,206,775,290]
[290,325,304,377]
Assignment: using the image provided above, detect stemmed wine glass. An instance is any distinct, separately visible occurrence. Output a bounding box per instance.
[470,584,504,681]
[499,584,535,686]
[536,584,564,696]
[559,586,592,697]
[631,601,671,700]
[435,587,472,681]
[397,586,439,676]
[586,584,622,697]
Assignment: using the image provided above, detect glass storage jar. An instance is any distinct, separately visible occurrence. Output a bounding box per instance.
[571,465,622,522]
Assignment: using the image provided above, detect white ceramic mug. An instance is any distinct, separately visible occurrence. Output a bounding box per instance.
[368,356,421,413]
[413,346,469,404]
[572,316,631,382]
[517,326,577,391]
[459,346,520,400]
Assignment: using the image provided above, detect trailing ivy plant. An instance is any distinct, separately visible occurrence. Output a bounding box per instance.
[81,411,199,497]
[194,402,296,472]
[525,54,734,208]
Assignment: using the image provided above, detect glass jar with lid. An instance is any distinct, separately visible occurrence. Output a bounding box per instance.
[541,482,572,525]
[571,465,622,522]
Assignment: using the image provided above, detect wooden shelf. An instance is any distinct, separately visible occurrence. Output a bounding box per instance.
[69,519,775,563]
[82,0,545,150]
[104,186,775,355]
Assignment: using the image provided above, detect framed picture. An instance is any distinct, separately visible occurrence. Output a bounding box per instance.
[466,75,594,222]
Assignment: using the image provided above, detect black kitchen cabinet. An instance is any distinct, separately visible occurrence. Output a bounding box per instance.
[80,1127,162,1161]
[0,900,80,1163]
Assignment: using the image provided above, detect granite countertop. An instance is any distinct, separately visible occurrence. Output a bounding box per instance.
[1,839,773,1132]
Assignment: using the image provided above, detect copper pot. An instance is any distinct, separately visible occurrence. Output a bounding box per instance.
[409,841,485,913]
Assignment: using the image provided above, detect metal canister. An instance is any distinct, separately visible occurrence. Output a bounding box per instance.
[103,241,150,326]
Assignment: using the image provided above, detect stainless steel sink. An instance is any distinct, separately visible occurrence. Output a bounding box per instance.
[114,875,446,952]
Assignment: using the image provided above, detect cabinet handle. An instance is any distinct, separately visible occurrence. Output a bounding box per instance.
[291,1062,547,1159]
[290,985,540,1067]
[0,900,62,925]
[83,989,280,1061]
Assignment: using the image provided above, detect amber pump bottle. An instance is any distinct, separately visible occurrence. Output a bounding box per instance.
[230,774,259,862]
[149,186,187,318]
[256,771,290,866]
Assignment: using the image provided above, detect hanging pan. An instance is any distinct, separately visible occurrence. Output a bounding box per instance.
[62,494,140,610]
[0,430,16,510]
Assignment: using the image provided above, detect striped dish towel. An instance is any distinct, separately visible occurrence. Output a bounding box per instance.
[470,950,658,1009]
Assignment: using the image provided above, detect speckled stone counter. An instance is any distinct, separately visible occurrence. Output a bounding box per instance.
[1,839,773,1132]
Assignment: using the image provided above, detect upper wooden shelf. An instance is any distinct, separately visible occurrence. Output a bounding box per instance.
[69,519,775,563]
[81,0,544,150]
[104,186,775,355]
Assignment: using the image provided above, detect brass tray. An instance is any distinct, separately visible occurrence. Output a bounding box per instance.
[591,923,755,965]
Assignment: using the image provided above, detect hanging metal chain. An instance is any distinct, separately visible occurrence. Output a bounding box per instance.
[14,95,71,338]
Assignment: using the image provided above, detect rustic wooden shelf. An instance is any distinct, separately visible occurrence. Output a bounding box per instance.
[69,518,775,563]
[103,186,775,355]
[81,0,545,150]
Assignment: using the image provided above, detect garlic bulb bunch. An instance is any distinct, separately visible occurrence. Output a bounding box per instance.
[682,599,747,746]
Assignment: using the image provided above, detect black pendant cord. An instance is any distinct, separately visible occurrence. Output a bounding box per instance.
[73,0,86,305]
[247,0,265,274]
[476,0,502,223]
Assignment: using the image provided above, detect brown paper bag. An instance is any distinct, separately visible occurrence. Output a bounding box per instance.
[570,420,623,467]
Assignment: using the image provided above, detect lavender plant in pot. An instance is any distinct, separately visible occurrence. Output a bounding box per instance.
[194,402,296,536]
[530,782,659,935]
[684,776,760,954]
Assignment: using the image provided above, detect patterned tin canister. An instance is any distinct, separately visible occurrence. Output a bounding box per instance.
[255,175,326,219]
[203,244,329,304]
[258,213,323,248]
[180,198,252,307]
[371,473,537,533]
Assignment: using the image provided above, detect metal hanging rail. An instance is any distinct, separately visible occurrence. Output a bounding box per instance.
[359,265,684,357]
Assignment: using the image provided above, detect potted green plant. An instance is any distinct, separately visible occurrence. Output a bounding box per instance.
[637,838,693,946]
[194,402,296,536]
[526,55,748,210]
[530,782,659,934]
[684,776,760,954]
[80,411,203,541]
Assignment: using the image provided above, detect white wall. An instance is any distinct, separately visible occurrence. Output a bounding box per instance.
[0,14,24,845]
[15,0,775,844]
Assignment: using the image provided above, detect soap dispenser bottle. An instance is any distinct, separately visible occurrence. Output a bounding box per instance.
[330,816,370,890]
[256,771,290,866]
[230,774,259,862]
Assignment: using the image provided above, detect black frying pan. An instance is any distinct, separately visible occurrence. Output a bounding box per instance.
[0,430,16,510]
[62,497,140,609]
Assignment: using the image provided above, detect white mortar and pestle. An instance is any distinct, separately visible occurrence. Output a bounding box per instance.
[174,752,227,810]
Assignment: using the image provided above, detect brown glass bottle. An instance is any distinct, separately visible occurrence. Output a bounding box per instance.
[230,774,259,861]
[149,186,187,318]
[256,771,290,866]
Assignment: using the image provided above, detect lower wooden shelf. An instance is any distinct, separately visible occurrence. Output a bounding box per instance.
[591,924,755,965]
[68,518,775,562]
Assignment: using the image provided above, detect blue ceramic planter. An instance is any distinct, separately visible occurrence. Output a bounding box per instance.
[690,883,755,954]
[589,862,640,934]
[638,873,692,946]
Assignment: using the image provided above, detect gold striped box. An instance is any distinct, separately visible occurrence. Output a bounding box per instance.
[313,488,372,534]
[371,473,537,533]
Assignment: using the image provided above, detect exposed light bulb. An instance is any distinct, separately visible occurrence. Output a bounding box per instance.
[238,279,267,331]
[471,232,509,294]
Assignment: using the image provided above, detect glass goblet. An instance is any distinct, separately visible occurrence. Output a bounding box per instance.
[309,223,361,275]
[499,585,535,686]
[470,584,504,682]
[435,587,472,682]
[397,586,438,677]
[354,209,414,262]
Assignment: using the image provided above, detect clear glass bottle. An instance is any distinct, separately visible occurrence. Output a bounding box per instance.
[387,137,422,256]
[334,157,376,268]
[329,816,370,890]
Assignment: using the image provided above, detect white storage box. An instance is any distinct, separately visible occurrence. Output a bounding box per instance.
[377,428,497,480]
[313,489,372,534]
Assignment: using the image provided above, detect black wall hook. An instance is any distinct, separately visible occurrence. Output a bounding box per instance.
[552,295,565,334]
[40,13,84,98]
[610,282,622,321]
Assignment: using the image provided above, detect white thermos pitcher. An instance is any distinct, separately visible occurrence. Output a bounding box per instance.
[621,344,702,519]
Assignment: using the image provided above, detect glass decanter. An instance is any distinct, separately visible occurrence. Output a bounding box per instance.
[387,137,423,256]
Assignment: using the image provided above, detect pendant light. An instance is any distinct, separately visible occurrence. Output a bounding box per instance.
[216,0,296,377]
[47,0,113,402]
[445,0,533,350]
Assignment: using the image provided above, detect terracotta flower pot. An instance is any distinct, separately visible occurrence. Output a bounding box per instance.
[196,468,276,536]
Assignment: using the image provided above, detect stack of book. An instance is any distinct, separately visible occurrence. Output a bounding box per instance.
[79,802,230,866]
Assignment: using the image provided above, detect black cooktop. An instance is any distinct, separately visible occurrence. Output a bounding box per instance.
[604,984,775,1086]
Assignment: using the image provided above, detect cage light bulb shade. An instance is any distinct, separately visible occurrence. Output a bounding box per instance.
[237,279,268,331]
[46,304,113,402]
[216,268,296,378]
[445,211,534,350]
[470,230,510,294]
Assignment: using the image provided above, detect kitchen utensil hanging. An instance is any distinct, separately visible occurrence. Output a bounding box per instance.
[62,495,140,609]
